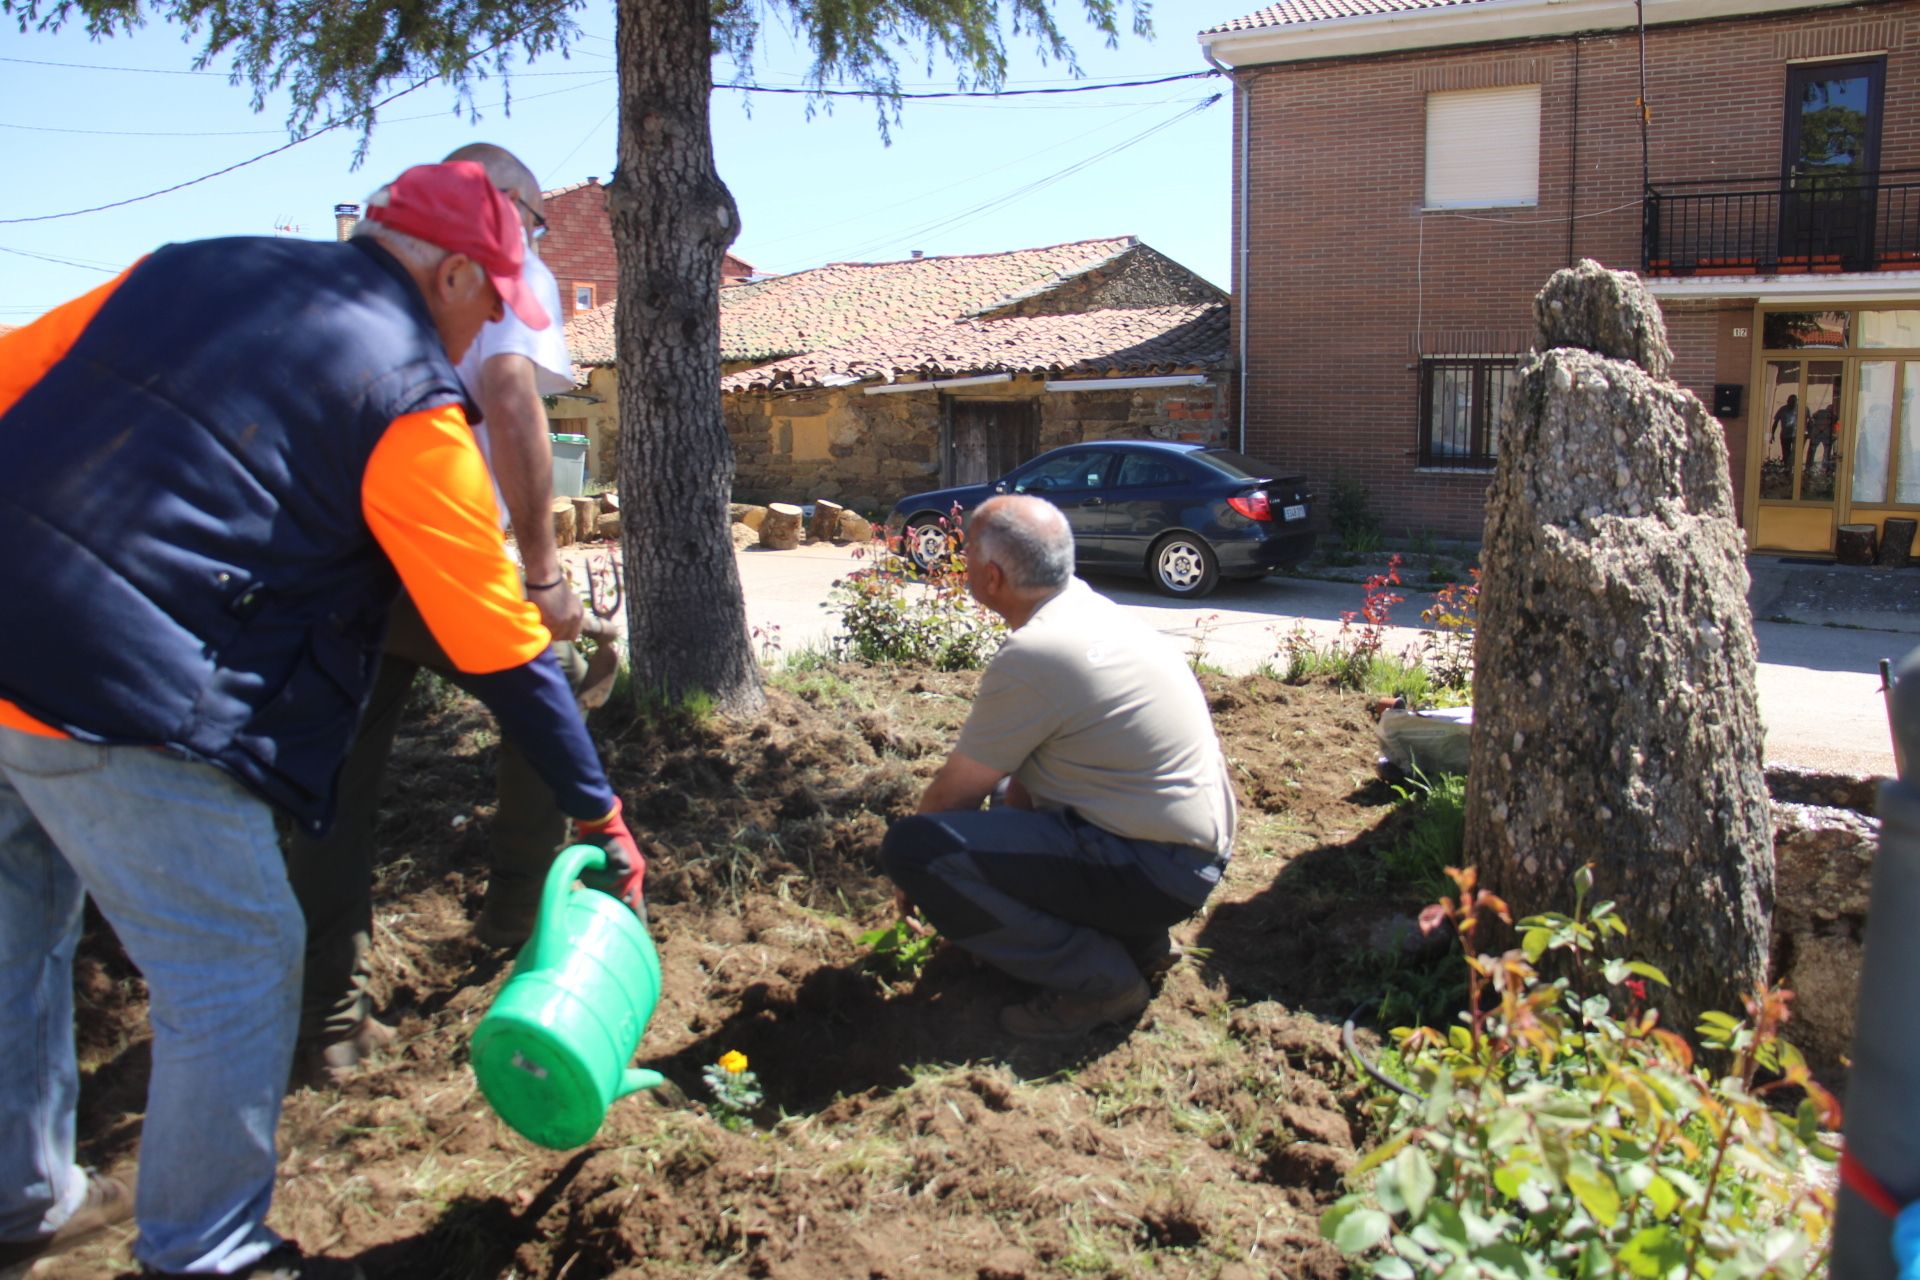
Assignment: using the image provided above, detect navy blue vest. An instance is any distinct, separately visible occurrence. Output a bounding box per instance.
[0,236,470,830]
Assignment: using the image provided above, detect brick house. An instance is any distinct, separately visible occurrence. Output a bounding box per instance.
[1201,0,1920,554]
[538,177,756,323]
[553,237,1231,509]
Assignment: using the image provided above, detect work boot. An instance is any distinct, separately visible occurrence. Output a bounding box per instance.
[0,1168,134,1268]
[143,1243,364,1279]
[473,884,542,950]
[999,978,1151,1041]
[1122,932,1186,983]
[307,1015,397,1086]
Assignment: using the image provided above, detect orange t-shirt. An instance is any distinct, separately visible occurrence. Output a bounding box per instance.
[0,275,548,740]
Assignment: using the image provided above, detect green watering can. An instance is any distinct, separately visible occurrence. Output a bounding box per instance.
[470,843,665,1149]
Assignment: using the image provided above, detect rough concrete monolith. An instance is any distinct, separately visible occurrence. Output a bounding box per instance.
[1466,260,1772,1026]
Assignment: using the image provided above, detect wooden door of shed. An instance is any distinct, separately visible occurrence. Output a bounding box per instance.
[949,399,1039,487]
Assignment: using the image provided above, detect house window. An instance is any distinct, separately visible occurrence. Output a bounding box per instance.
[1419,356,1522,469]
[573,283,596,311]
[1424,85,1541,209]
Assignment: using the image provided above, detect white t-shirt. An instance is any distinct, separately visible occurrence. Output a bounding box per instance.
[456,254,574,528]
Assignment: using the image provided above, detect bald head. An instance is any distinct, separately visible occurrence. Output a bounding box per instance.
[443,142,540,208]
[968,496,1073,592]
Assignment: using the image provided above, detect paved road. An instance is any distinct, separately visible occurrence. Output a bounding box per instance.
[734,542,1904,777]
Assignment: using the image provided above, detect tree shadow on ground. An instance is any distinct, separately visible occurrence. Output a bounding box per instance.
[1193,792,1451,1027]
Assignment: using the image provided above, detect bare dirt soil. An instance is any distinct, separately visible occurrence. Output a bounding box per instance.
[38,665,1444,1280]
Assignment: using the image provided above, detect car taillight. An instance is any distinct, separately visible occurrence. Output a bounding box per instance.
[1227,490,1272,522]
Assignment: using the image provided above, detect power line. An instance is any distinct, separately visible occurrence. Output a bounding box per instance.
[744,95,1200,256]
[719,70,1216,99]
[0,53,609,79]
[0,244,122,272]
[0,76,615,139]
[809,94,1221,266]
[542,102,617,187]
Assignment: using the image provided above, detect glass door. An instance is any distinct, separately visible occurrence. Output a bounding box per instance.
[1780,60,1884,270]
[1759,359,1844,505]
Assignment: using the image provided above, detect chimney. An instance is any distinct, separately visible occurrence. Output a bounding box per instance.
[333,203,361,242]
[910,250,924,259]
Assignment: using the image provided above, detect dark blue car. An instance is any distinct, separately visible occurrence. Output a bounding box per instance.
[884,440,1316,598]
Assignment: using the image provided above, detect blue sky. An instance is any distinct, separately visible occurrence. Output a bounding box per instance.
[0,4,1258,324]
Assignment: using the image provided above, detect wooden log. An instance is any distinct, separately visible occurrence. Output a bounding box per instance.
[838,512,874,544]
[599,491,619,514]
[808,499,846,543]
[1878,517,1917,568]
[1836,523,1877,566]
[596,512,621,542]
[733,504,769,531]
[571,497,600,539]
[760,502,804,550]
[551,498,577,548]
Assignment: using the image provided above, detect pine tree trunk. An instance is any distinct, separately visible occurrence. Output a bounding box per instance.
[609,0,764,715]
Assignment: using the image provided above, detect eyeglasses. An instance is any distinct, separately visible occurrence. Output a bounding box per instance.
[509,191,548,240]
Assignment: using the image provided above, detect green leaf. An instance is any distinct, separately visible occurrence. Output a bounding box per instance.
[1642,1174,1679,1219]
[1523,927,1551,962]
[1617,1225,1686,1278]
[1391,1147,1438,1220]
[1412,1201,1470,1256]
[1449,1025,1474,1055]
[1579,1237,1616,1278]
[1371,1258,1415,1280]
[1331,1207,1394,1255]
[1566,1154,1622,1227]
[1602,957,1629,985]
[1574,864,1595,898]
[1624,961,1671,987]
[1352,1127,1418,1179]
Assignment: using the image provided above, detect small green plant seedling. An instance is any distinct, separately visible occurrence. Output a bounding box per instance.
[858,917,939,981]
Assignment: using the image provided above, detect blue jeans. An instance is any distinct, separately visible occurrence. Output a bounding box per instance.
[881,808,1222,998]
[0,726,300,1273]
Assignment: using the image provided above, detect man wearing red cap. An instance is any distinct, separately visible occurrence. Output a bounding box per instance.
[0,161,644,1280]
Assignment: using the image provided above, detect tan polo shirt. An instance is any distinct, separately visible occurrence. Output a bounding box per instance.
[955,579,1237,859]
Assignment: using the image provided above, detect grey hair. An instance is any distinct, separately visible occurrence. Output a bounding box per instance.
[442,142,539,203]
[350,216,450,274]
[969,497,1073,591]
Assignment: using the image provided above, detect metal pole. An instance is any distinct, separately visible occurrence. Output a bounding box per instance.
[1832,645,1920,1277]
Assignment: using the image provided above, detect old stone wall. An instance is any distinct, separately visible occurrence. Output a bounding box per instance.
[724,375,1229,510]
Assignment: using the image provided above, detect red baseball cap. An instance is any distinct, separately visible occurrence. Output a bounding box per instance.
[364,160,550,330]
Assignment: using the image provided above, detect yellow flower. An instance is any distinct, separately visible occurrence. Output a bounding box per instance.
[718,1050,749,1075]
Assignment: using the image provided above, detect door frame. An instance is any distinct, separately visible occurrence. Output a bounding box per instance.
[1778,58,1886,270]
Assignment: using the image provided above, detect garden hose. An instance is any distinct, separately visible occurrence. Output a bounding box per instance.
[1343,1004,1424,1102]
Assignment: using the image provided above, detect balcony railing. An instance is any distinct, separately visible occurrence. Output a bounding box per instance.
[1644,168,1920,277]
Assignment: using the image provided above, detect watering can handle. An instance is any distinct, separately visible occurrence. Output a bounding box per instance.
[527,843,609,973]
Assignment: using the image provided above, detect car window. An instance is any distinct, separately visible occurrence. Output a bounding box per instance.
[1114,453,1187,488]
[1013,450,1112,494]
[1189,449,1277,481]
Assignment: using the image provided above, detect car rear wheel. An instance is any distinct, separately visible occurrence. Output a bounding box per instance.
[905,516,955,571]
[1150,533,1219,598]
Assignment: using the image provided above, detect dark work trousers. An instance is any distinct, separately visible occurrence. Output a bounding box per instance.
[284,592,587,1040]
[880,807,1224,999]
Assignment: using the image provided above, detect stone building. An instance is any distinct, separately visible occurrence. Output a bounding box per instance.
[553,237,1231,510]
[538,177,755,324]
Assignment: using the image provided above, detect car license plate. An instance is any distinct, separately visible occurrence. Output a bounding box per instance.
[1282,503,1307,522]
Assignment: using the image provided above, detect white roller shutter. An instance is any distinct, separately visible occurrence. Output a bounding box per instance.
[1425,85,1541,209]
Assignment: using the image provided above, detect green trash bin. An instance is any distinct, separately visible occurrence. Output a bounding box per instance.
[550,433,589,498]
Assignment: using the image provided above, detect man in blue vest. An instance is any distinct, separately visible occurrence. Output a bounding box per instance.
[0,161,645,1280]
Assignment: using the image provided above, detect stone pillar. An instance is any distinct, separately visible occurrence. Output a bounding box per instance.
[1466,260,1772,1027]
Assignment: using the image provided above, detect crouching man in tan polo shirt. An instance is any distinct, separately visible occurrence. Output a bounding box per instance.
[880,495,1238,1040]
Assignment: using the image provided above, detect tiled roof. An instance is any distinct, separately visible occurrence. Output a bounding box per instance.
[719,304,1227,393]
[1205,0,1489,31]
[716,237,1136,363]
[565,301,616,384]
[541,178,600,200]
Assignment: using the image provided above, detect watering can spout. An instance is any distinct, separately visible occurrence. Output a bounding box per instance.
[470,843,667,1149]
